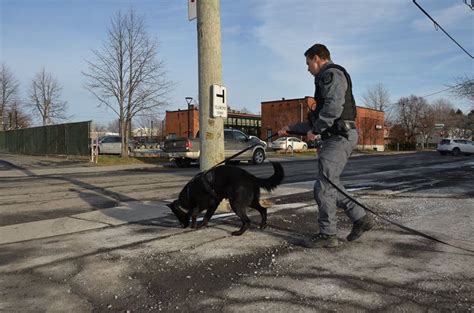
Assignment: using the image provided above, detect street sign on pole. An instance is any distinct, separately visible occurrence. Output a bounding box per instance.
[211,84,227,118]
[188,0,197,21]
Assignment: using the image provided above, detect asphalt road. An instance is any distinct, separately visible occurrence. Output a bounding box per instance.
[0,151,473,312]
[0,151,472,226]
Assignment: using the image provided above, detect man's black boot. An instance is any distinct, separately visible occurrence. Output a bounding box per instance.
[303,233,339,248]
[347,215,374,242]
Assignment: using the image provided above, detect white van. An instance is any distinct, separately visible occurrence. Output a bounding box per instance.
[437,138,474,156]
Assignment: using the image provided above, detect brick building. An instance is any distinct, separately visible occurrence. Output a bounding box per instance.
[261,97,385,151]
[355,106,385,151]
[165,105,199,139]
[165,106,262,139]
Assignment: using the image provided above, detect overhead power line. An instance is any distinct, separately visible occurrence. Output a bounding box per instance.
[383,84,460,108]
[464,0,474,10]
[421,86,455,98]
[412,0,473,59]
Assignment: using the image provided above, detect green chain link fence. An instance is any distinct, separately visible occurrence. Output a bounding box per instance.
[0,121,91,156]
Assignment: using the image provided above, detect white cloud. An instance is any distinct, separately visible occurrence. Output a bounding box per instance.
[253,1,410,73]
[237,0,472,114]
[250,0,408,96]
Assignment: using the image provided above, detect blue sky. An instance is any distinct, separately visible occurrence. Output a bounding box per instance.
[1,0,473,126]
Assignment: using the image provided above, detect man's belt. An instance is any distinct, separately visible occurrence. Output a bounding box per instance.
[320,119,356,140]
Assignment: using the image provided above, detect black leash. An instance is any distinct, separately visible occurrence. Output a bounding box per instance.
[204,133,279,174]
[192,133,280,196]
[200,130,473,253]
[283,131,474,254]
[319,163,474,254]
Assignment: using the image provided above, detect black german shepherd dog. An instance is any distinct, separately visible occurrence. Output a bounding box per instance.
[167,162,284,236]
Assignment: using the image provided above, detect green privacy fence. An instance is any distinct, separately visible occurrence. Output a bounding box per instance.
[0,121,91,156]
[0,131,5,150]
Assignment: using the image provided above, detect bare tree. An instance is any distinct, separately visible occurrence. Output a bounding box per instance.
[0,64,20,130]
[135,114,162,138]
[431,98,456,133]
[449,75,474,103]
[395,95,432,143]
[362,83,393,124]
[107,119,120,133]
[467,110,474,137]
[239,107,252,114]
[431,98,472,138]
[5,100,32,129]
[83,8,172,157]
[417,104,435,148]
[448,109,471,138]
[27,68,68,126]
[91,122,108,133]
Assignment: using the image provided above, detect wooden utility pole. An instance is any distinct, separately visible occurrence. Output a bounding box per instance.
[197,0,224,171]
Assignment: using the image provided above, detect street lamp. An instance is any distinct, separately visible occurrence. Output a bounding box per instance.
[185,97,193,138]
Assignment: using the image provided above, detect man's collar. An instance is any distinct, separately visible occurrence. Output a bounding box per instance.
[317,60,333,76]
[315,60,333,82]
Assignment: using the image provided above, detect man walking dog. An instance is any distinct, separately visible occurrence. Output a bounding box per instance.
[279,43,374,248]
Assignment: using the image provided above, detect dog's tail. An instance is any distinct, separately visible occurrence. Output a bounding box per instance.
[257,162,284,192]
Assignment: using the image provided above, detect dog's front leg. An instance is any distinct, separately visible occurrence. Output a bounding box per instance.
[190,206,200,228]
[196,218,208,229]
[197,203,219,229]
[191,215,197,228]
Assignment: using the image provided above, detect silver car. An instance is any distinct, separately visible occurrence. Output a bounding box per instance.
[437,138,474,156]
[94,136,134,155]
[271,137,308,152]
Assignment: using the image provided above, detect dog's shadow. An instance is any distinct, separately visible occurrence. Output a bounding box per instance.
[134,205,306,245]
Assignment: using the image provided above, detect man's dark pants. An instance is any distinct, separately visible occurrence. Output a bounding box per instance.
[314,129,365,235]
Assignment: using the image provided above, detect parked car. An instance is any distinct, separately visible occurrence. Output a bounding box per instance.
[271,137,308,151]
[163,129,267,167]
[437,138,474,156]
[91,136,135,155]
[249,135,267,149]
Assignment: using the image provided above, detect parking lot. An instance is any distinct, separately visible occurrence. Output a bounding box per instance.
[0,151,473,312]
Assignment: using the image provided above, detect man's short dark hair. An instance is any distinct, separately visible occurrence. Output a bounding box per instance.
[304,44,331,60]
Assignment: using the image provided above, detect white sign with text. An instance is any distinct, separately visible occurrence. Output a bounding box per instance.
[211,85,227,118]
